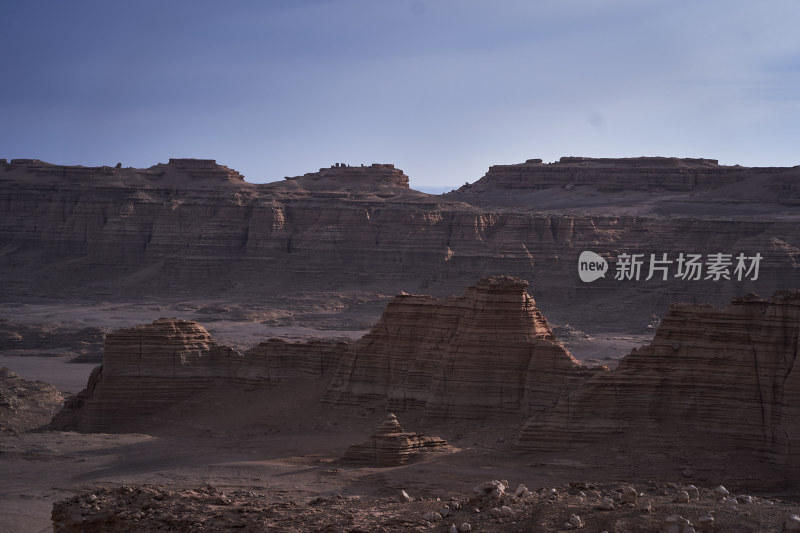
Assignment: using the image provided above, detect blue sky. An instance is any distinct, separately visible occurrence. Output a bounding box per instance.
[2,1,799,188]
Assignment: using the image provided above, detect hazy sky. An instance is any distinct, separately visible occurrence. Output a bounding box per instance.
[2,1,799,188]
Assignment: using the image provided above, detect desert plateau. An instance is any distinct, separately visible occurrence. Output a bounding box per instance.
[0,156,799,532]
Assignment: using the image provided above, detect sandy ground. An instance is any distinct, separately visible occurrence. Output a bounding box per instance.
[2,383,797,531]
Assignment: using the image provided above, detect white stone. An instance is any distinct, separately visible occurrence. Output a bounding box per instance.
[673,491,690,504]
[598,497,614,510]
[439,506,451,517]
[620,486,637,504]
[662,514,695,533]
[473,480,506,496]
[423,512,442,522]
[713,485,729,497]
[785,514,800,532]
[515,484,529,497]
[489,507,502,518]
[698,515,714,533]
[459,523,472,532]
[736,494,753,504]
[685,485,699,500]
[500,505,514,517]
[398,490,411,503]
[449,525,458,533]
[569,514,584,528]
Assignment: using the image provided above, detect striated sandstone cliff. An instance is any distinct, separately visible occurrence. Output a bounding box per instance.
[517,290,800,468]
[323,276,599,419]
[2,157,798,331]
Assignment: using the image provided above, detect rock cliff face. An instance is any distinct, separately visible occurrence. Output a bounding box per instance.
[2,157,798,331]
[324,276,597,419]
[340,413,451,466]
[517,290,800,468]
[62,319,347,431]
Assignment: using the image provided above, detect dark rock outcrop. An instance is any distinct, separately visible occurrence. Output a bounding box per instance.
[0,367,64,432]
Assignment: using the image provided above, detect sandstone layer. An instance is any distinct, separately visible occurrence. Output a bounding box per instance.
[518,290,800,469]
[451,156,800,197]
[324,276,598,419]
[2,157,798,331]
[340,413,450,466]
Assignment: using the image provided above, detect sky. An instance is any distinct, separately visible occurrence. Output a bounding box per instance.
[1,1,799,189]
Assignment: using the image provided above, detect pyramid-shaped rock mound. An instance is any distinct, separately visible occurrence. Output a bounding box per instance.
[340,413,450,466]
[324,276,599,419]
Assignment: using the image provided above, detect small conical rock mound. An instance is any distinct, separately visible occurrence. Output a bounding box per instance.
[341,413,451,466]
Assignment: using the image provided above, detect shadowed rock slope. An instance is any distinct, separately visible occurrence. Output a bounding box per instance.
[324,276,599,419]
[518,290,800,469]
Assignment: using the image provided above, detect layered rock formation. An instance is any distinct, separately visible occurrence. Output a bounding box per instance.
[324,276,598,418]
[59,319,347,431]
[517,290,800,468]
[57,277,597,430]
[455,156,800,195]
[68,319,241,430]
[1,156,798,331]
[340,413,450,466]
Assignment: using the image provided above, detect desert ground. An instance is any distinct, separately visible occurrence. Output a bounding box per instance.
[1,298,799,532]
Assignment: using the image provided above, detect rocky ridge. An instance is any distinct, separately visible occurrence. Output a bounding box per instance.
[50,481,800,532]
[453,156,800,195]
[518,290,800,469]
